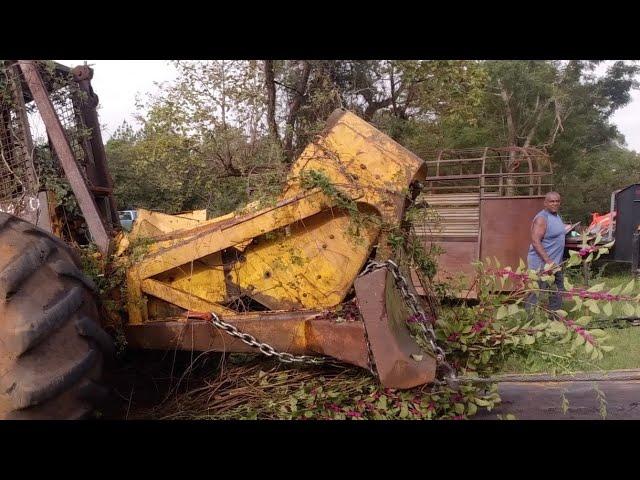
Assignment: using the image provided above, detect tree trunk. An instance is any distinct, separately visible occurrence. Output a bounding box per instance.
[263,61,281,149]
[283,60,312,162]
[499,81,518,196]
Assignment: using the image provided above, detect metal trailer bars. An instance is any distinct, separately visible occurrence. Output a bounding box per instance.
[423,146,553,198]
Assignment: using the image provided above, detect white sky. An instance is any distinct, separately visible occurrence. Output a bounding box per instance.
[59,60,640,152]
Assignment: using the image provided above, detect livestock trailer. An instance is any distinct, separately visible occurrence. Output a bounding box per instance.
[412,147,552,296]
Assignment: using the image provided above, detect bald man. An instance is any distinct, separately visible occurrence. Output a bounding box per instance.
[525,192,565,313]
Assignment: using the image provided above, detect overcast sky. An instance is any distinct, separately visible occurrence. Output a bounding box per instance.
[59,60,640,153]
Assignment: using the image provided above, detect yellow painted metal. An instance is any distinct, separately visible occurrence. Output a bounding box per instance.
[124,109,427,323]
[141,279,234,316]
[154,253,228,304]
[231,209,379,309]
[130,208,208,239]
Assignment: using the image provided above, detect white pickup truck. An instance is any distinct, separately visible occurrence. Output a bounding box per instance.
[118,210,138,231]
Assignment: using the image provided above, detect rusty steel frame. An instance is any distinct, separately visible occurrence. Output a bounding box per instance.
[124,310,371,370]
[425,146,553,198]
[71,65,121,231]
[18,60,112,255]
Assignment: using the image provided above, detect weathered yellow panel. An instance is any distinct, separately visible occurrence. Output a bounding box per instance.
[232,209,379,309]
[282,109,427,225]
[130,208,207,239]
[141,278,234,316]
[154,252,228,304]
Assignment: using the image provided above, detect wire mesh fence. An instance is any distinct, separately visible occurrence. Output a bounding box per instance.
[0,60,92,225]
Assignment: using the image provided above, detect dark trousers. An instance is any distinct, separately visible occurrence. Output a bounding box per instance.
[524,270,565,313]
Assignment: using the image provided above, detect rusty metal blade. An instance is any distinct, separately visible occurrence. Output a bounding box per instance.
[354,268,436,389]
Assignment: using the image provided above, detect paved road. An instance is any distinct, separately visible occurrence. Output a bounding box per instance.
[474,371,640,420]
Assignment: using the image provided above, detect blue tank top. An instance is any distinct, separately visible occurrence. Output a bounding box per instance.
[527,209,565,270]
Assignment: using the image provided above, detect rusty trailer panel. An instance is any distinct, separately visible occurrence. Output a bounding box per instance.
[479,197,544,268]
[414,147,552,296]
[430,239,479,293]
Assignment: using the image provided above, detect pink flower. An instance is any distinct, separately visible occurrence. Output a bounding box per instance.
[472,321,486,333]
[447,332,460,342]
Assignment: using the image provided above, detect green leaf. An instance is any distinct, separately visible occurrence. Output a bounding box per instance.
[590,348,600,361]
[483,350,493,363]
[522,334,535,345]
[585,341,594,354]
[609,285,622,296]
[585,299,600,314]
[454,403,465,415]
[623,302,636,317]
[603,302,613,317]
[507,303,520,316]
[548,321,567,334]
[564,277,574,291]
[558,331,573,344]
[587,283,605,293]
[496,305,507,320]
[572,334,585,351]
[467,402,478,416]
[567,255,582,268]
[571,298,583,311]
[622,279,635,295]
[575,316,592,326]
[590,329,607,337]
[601,345,615,352]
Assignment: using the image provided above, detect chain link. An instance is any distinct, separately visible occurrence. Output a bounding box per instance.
[206,259,457,385]
[208,313,330,365]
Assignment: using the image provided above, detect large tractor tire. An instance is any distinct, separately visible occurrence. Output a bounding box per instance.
[0,212,114,420]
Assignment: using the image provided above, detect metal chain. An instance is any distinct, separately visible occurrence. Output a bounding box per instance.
[358,259,458,385]
[208,312,330,365]
[206,260,457,384]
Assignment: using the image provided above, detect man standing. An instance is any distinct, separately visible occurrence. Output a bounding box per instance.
[525,191,565,313]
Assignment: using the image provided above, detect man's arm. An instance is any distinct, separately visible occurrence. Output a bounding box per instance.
[531,216,553,265]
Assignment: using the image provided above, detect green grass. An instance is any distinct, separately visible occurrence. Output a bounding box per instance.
[500,328,640,374]
[500,266,640,375]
